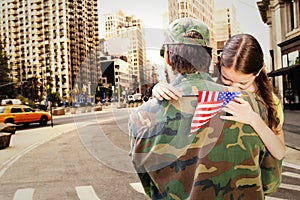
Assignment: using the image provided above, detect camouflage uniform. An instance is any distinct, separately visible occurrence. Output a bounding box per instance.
[128,18,282,200]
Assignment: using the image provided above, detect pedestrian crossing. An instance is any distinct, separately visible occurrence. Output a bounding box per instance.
[13,188,34,200]
[282,171,300,179]
[8,162,300,200]
[12,186,102,200]
[75,186,100,200]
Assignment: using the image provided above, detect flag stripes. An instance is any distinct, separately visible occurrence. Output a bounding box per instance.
[190,91,240,134]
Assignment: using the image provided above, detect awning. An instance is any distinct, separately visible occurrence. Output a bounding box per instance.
[268,64,300,77]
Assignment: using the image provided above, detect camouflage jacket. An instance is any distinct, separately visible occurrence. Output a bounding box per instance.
[129,73,282,200]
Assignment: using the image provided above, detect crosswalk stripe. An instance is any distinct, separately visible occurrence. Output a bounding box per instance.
[282,171,300,179]
[130,180,300,197]
[76,186,101,200]
[13,188,34,200]
[265,196,287,200]
[130,182,146,195]
[283,161,300,170]
[279,183,300,191]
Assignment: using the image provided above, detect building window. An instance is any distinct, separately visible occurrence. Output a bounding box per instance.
[290,0,295,30]
[288,50,299,66]
[282,54,288,67]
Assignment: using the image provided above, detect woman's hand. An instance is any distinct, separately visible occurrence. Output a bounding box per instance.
[221,97,286,160]
[220,97,258,125]
[152,83,181,101]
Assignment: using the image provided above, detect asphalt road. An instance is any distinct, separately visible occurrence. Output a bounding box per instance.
[0,108,148,200]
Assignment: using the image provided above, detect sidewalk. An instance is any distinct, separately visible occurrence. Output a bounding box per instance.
[283,110,300,150]
[282,110,300,167]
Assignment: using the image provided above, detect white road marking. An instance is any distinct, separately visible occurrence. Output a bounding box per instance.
[0,124,75,178]
[282,171,300,179]
[129,182,146,195]
[76,186,101,200]
[0,142,41,178]
[265,196,287,200]
[13,188,34,200]
[280,183,300,191]
[283,161,300,170]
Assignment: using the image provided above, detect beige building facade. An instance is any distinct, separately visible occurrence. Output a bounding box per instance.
[0,0,100,101]
[258,0,300,109]
[214,3,240,56]
[103,11,146,94]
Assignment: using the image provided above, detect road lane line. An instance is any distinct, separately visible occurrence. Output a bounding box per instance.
[13,188,34,200]
[0,142,41,178]
[129,182,146,195]
[0,115,125,178]
[0,124,76,178]
[265,196,287,200]
[283,161,300,170]
[279,183,300,191]
[76,186,101,200]
[282,171,300,179]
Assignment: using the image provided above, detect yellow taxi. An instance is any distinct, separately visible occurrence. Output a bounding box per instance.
[0,105,51,126]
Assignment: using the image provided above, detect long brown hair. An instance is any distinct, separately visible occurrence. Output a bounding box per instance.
[220,34,281,135]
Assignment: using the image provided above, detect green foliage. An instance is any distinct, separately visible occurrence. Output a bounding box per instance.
[47,92,61,106]
[0,39,9,84]
[0,38,17,98]
[16,94,26,104]
[28,100,38,108]
[21,77,39,101]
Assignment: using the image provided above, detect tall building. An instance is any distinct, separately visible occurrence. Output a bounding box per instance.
[257,0,300,110]
[142,59,158,94]
[0,0,100,101]
[103,10,146,94]
[214,3,240,56]
[168,0,216,73]
[98,55,131,102]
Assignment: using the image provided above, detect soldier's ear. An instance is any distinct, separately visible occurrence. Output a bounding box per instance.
[165,50,170,65]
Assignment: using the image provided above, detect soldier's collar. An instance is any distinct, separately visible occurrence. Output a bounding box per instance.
[186,72,212,80]
[171,72,213,86]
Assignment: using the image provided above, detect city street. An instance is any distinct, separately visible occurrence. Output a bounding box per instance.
[0,105,299,200]
[0,0,299,199]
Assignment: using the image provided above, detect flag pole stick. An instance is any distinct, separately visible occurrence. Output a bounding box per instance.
[181,94,198,97]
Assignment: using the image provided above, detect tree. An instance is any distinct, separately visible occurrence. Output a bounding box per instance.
[0,39,16,99]
[47,92,62,106]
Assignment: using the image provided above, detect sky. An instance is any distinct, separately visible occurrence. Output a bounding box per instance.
[98,0,270,65]
[98,0,168,32]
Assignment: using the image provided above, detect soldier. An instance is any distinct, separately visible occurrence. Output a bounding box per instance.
[128,18,281,199]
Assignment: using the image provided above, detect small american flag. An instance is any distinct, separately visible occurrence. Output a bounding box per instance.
[190,91,241,134]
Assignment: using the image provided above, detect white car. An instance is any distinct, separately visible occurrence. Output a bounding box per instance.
[127,95,134,103]
[127,93,143,105]
[1,99,22,105]
[132,93,142,101]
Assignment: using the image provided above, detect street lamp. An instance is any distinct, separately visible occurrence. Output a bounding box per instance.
[114,64,121,107]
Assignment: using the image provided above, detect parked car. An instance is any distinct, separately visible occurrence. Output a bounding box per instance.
[0,105,51,126]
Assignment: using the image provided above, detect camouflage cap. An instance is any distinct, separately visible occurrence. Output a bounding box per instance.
[165,18,210,47]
